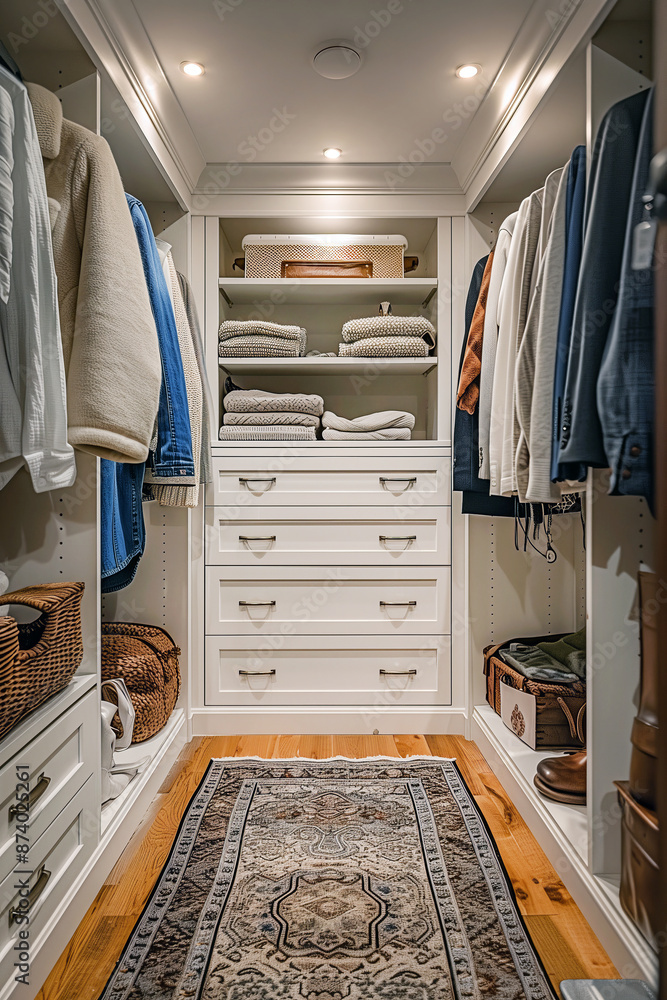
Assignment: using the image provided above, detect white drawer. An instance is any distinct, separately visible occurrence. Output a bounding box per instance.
[205,565,450,635]
[205,635,451,706]
[0,775,98,999]
[208,456,450,507]
[205,505,451,566]
[0,691,97,887]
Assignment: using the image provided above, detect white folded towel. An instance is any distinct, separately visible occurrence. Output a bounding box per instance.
[322,410,415,432]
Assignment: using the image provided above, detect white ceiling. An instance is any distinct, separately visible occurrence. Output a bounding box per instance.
[132,0,534,164]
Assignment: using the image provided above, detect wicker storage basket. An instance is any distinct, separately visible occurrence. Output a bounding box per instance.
[484,635,586,750]
[241,234,408,279]
[0,582,85,742]
[101,623,181,742]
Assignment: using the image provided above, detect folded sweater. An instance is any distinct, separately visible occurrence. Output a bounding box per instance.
[224,411,321,427]
[342,315,436,345]
[219,425,317,441]
[338,337,429,358]
[224,389,324,416]
[218,335,303,357]
[322,428,411,441]
[219,320,306,343]
[323,410,415,432]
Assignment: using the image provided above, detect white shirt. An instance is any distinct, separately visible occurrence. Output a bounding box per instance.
[0,67,75,493]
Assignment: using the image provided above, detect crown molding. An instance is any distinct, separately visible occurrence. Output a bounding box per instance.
[194,162,463,199]
[57,0,206,209]
[452,0,617,208]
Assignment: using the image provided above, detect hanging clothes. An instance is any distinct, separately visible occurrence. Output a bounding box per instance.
[550,145,587,485]
[149,248,203,507]
[478,212,517,479]
[177,272,213,487]
[452,254,515,518]
[26,83,161,464]
[557,88,650,470]
[513,166,564,502]
[0,67,75,493]
[489,187,543,496]
[515,162,572,504]
[597,88,655,511]
[125,195,194,483]
[456,251,494,414]
[100,459,146,593]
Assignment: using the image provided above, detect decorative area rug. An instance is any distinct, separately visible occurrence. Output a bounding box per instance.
[100,757,555,1000]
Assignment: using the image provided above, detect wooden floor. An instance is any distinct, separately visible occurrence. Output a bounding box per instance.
[36,735,618,999]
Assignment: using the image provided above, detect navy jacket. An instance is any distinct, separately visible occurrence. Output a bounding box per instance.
[558,89,650,469]
[597,88,655,512]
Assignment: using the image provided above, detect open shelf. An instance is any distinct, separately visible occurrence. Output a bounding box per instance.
[218,356,437,376]
[218,277,437,307]
[101,708,186,837]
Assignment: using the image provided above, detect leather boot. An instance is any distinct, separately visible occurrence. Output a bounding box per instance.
[629,571,659,809]
[534,751,587,804]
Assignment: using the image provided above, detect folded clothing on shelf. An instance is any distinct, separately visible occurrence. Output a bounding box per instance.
[224,388,324,416]
[219,425,317,441]
[322,428,411,440]
[322,409,415,441]
[341,314,436,345]
[323,410,415,432]
[221,387,324,441]
[338,337,430,358]
[218,320,307,357]
[223,411,321,427]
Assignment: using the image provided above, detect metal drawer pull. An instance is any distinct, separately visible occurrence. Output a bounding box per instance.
[380,600,417,607]
[379,477,417,485]
[239,669,276,676]
[239,535,277,542]
[239,476,276,486]
[380,669,417,676]
[9,773,51,821]
[379,535,417,542]
[239,600,276,607]
[9,866,51,927]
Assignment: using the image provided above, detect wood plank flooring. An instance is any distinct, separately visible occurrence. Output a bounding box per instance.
[35,735,618,1000]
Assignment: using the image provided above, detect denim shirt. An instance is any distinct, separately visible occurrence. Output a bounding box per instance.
[125,194,194,479]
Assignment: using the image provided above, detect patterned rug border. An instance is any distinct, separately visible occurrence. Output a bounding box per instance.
[98,754,558,1000]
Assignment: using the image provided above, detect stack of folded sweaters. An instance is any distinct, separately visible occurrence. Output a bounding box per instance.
[220,388,324,441]
[322,410,415,441]
[339,315,436,358]
[219,320,307,357]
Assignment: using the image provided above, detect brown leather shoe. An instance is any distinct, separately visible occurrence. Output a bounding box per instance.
[534,751,587,804]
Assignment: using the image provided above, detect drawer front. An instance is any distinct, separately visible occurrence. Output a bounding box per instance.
[208,457,450,508]
[205,506,451,566]
[0,691,97,887]
[0,775,98,996]
[205,635,451,706]
[205,566,450,635]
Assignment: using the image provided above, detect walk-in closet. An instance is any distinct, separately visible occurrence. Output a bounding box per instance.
[0,0,664,998]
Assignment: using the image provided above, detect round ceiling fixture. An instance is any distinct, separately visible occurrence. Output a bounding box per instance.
[456,63,481,79]
[180,61,205,77]
[313,41,363,80]
[323,147,342,159]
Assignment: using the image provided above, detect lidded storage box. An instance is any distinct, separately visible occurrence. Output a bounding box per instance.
[242,234,408,279]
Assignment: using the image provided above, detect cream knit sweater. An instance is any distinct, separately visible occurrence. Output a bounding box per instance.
[27,83,161,463]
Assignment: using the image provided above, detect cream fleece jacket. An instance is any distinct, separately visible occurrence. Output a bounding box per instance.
[27,83,161,463]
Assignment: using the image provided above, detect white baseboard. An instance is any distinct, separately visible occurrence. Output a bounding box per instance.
[191,705,468,735]
[12,711,187,1000]
[472,707,658,987]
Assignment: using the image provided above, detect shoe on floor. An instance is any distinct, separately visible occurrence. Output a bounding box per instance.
[533,751,587,804]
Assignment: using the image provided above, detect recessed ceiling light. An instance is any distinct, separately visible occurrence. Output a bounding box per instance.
[323,147,342,159]
[180,61,205,77]
[456,63,480,79]
[313,42,363,80]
